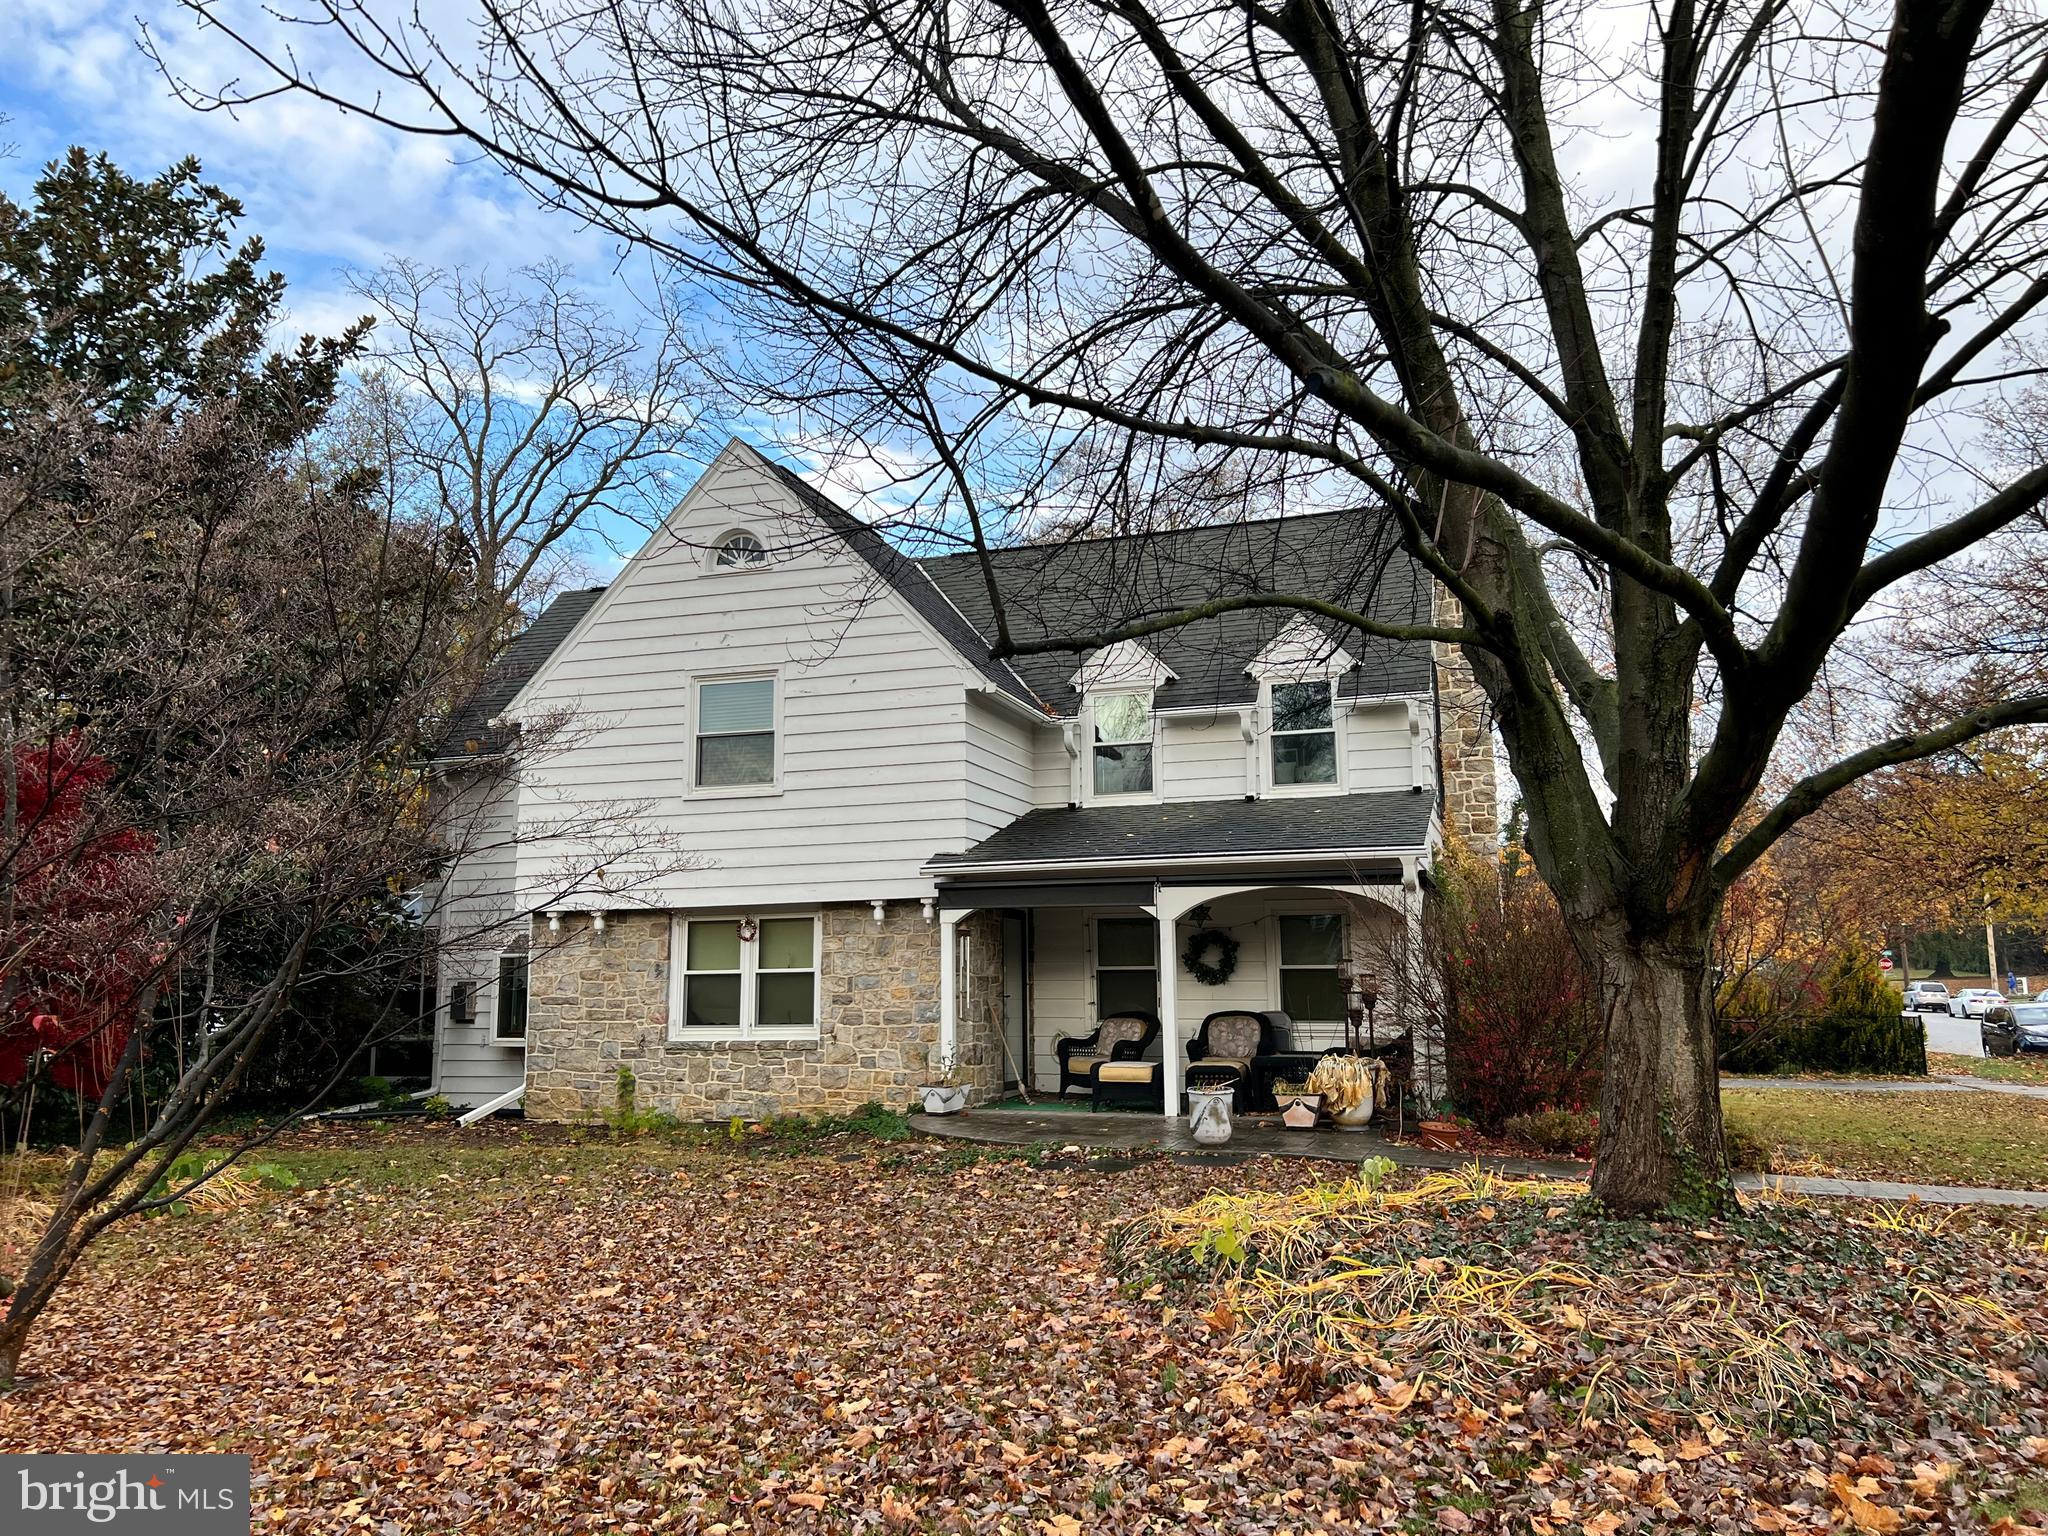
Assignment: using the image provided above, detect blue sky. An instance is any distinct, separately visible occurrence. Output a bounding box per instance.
[1,0,626,353]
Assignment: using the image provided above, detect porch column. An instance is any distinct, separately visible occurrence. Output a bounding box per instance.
[1157,905,1180,1118]
[938,909,962,1075]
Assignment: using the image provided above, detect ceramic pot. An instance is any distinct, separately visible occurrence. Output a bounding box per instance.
[1185,1086,1234,1146]
[1331,1097,1375,1131]
[1278,1094,1322,1130]
[920,1083,968,1116]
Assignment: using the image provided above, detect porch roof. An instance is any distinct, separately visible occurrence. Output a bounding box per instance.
[925,790,1434,872]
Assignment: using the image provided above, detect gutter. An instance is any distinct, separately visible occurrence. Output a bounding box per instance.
[456,1082,527,1126]
[923,843,1431,876]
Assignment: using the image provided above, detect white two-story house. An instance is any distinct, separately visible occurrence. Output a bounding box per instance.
[428,440,1496,1121]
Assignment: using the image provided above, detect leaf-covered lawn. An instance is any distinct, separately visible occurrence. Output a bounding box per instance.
[1722,1087,2048,1189]
[1932,1051,2048,1087]
[3,1123,2046,1535]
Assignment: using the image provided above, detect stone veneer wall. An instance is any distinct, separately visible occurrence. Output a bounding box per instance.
[522,904,1004,1122]
[1432,582,1500,847]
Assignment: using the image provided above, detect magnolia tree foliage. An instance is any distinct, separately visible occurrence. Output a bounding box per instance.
[158,0,2048,1212]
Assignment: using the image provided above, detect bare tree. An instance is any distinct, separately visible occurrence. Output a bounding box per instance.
[342,258,709,641]
[155,0,2048,1212]
[0,385,676,1384]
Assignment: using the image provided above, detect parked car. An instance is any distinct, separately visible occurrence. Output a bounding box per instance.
[1982,1002,2048,1056]
[1949,988,2006,1018]
[1903,981,1951,1012]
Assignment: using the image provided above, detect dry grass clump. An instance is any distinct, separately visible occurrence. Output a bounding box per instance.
[1112,1164,2031,1431]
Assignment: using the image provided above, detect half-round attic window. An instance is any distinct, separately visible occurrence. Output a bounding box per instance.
[713,531,767,568]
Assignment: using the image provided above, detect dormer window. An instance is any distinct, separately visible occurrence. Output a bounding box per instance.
[1091,692,1154,795]
[714,531,767,568]
[1271,679,1338,785]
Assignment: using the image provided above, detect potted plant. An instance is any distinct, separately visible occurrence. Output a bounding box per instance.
[1271,1079,1322,1129]
[919,1049,968,1115]
[1305,1054,1383,1130]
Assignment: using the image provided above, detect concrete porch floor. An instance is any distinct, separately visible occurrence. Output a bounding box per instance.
[908,1106,2048,1207]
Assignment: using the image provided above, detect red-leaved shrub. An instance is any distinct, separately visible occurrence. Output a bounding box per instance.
[1437,850,1602,1132]
[0,735,163,1099]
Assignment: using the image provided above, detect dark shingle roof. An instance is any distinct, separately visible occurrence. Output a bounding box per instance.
[756,452,1434,719]
[752,458,1049,711]
[433,586,606,759]
[927,791,1435,869]
[917,514,1433,716]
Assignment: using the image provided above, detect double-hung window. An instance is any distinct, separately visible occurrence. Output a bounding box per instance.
[677,916,819,1039]
[1277,914,1345,1024]
[1095,917,1159,1017]
[1091,693,1154,796]
[695,676,776,789]
[494,953,530,1044]
[1271,679,1339,786]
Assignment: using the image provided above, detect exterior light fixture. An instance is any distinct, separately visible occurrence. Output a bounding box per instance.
[871,900,886,924]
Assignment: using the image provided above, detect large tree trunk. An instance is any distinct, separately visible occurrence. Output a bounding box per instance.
[1581,922,1732,1217]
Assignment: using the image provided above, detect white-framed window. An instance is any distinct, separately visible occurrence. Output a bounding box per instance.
[693,674,778,791]
[672,914,820,1041]
[1094,916,1158,1018]
[1270,678,1340,787]
[712,529,767,568]
[1090,692,1155,796]
[494,953,530,1045]
[1277,913,1345,1023]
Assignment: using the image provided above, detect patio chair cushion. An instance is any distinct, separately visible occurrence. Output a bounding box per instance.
[1192,1056,1252,1077]
[1094,1061,1158,1085]
[1096,1016,1151,1056]
[1204,1013,1264,1061]
[1065,1054,1110,1075]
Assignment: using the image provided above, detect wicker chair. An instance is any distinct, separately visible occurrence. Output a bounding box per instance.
[1055,1011,1160,1097]
[1184,1010,1275,1107]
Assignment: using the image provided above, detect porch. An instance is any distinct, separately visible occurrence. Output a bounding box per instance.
[933,862,1440,1116]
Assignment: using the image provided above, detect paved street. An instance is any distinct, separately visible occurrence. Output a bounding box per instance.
[1915,1007,1985,1058]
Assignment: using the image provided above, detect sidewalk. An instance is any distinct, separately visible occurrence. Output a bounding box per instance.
[910,1108,2048,1208]
[1723,1074,2048,1102]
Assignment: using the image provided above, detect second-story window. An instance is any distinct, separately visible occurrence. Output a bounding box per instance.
[696,676,776,788]
[1271,679,1338,786]
[1091,692,1154,795]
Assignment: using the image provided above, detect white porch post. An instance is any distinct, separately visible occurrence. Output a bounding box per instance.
[938,909,962,1075]
[1157,903,1180,1118]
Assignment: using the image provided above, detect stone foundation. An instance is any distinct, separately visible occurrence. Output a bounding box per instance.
[522,904,1004,1122]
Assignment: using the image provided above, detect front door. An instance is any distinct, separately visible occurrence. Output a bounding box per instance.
[1001,913,1028,1089]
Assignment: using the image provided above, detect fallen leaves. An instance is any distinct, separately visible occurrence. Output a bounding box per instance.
[1,1124,2044,1536]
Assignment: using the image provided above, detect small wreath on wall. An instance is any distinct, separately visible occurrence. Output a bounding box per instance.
[1181,928,1240,987]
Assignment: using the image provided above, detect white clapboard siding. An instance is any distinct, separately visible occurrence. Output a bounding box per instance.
[1159,711,1247,801]
[508,444,994,908]
[428,773,530,1107]
[965,695,1038,838]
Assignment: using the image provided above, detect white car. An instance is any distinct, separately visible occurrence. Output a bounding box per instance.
[1903,981,1950,1012]
[1949,988,2005,1018]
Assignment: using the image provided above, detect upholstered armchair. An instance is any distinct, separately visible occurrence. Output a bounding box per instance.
[1184,1010,1275,1105]
[1055,1011,1160,1097]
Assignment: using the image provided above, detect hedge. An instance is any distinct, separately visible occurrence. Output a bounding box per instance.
[1717,1012,1928,1075]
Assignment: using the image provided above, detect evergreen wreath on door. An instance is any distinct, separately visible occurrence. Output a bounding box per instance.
[1181,928,1240,987]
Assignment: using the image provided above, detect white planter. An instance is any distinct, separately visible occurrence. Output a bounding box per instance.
[1186,1086,1235,1146]
[920,1083,968,1116]
[1331,1097,1375,1131]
